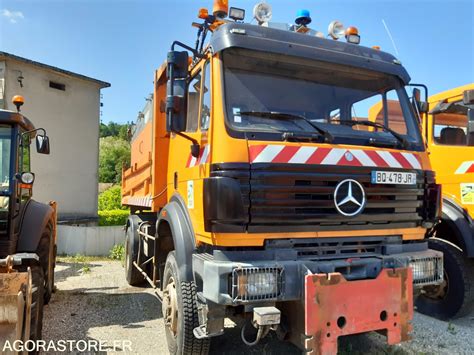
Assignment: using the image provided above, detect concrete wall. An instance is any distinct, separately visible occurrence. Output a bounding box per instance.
[1,58,102,219]
[57,225,125,256]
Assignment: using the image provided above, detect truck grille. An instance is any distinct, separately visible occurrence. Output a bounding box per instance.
[210,163,429,233]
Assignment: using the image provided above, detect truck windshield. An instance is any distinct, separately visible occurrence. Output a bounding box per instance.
[0,126,12,214]
[222,48,423,150]
[432,101,473,146]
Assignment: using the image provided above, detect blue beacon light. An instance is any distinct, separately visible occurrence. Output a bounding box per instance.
[295,9,312,26]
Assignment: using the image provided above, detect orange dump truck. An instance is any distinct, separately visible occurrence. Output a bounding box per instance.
[122,2,444,353]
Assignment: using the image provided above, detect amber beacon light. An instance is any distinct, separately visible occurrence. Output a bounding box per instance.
[12,95,25,112]
[213,0,228,18]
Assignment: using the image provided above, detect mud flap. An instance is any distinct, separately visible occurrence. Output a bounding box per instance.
[0,268,32,345]
[304,268,413,355]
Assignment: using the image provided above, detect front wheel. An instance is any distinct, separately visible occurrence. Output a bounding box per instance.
[415,239,474,320]
[18,264,45,342]
[37,223,55,304]
[162,251,209,355]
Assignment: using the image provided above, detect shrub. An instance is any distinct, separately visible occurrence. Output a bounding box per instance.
[109,244,125,261]
[98,186,127,211]
[98,209,129,226]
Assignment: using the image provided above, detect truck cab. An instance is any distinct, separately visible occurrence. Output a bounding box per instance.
[122,2,444,353]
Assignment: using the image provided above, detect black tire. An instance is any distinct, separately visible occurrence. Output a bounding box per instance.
[162,251,209,355]
[416,239,474,320]
[37,223,55,305]
[125,222,145,286]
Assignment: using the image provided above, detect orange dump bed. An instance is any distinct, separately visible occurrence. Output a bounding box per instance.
[122,63,169,211]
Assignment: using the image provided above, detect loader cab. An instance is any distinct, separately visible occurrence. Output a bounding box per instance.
[0,108,50,257]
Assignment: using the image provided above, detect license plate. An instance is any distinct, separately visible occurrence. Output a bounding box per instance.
[371,171,417,185]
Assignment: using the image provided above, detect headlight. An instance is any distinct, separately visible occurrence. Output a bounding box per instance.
[232,267,282,302]
[409,254,443,287]
[20,172,35,184]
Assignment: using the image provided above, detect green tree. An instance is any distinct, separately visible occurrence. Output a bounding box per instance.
[99,136,130,183]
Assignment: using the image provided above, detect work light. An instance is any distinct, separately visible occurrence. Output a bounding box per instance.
[253,2,272,24]
[229,7,245,21]
[345,26,360,44]
[328,20,345,40]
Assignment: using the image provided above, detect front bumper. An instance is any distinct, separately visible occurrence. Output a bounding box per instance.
[193,245,443,306]
[304,268,413,354]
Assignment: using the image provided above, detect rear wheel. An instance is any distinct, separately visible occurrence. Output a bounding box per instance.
[125,222,145,286]
[162,251,209,355]
[416,239,474,319]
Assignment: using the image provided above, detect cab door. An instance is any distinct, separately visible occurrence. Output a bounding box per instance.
[167,58,212,241]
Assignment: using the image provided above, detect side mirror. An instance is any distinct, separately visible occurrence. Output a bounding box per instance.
[463,90,474,105]
[36,135,50,154]
[166,79,187,132]
[166,50,189,133]
[412,88,428,114]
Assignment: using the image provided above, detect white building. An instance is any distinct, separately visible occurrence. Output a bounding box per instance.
[0,52,110,222]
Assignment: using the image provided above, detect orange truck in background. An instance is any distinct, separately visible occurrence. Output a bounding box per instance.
[368,84,474,320]
[121,1,444,353]
[414,84,474,319]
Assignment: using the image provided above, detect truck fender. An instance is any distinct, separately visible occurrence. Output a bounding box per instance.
[442,197,474,258]
[156,194,195,282]
[17,199,54,252]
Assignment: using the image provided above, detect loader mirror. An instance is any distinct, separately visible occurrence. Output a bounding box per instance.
[463,90,474,105]
[166,79,187,132]
[36,135,50,154]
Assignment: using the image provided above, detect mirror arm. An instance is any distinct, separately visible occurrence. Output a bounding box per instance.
[21,127,46,139]
[174,131,201,158]
[171,41,205,59]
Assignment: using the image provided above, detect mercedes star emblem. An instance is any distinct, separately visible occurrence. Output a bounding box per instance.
[334,179,366,217]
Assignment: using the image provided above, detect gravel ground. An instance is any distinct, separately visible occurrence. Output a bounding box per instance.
[43,260,474,354]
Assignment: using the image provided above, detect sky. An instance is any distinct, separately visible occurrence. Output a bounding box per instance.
[0,0,473,124]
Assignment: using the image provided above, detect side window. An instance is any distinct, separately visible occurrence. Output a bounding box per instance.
[382,90,407,135]
[20,134,31,199]
[201,62,211,131]
[433,101,468,146]
[186,72,201,132]
[21,134,31,172]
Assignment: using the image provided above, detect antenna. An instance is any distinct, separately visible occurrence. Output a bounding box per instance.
[382,19,399,57]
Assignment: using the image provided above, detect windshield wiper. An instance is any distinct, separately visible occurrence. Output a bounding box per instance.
[333,119,409,149]
[239,111,334,143]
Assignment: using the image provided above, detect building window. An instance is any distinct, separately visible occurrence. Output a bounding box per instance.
[49,81,66,91]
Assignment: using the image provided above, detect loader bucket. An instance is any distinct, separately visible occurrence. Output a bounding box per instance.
[0,268,32,345]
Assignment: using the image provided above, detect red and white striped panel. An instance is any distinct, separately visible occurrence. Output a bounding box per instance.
[249,145,422,169]
[455,161,474,174]
[186,144,210,168]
